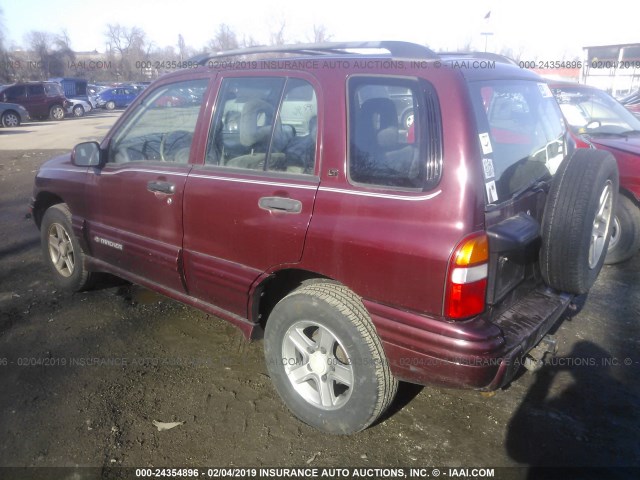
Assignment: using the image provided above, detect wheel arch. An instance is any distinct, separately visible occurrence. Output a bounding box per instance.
[251,268,334,335]
[620,187,640,207]
[32,191,64,228]
[2,109,20,122]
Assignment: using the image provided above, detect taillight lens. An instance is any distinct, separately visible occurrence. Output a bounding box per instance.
[445,233,489,319]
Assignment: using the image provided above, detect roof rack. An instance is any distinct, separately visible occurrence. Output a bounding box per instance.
[439,51,518,66]
[190,41,440,65]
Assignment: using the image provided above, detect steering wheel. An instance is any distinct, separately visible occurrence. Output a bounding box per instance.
[160,131,193,163]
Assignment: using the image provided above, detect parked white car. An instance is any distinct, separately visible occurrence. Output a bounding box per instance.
[66,98,92,117]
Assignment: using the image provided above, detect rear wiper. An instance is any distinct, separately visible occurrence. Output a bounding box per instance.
[511,174,551,199]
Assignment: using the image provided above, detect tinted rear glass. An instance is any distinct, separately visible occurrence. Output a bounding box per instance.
[469,80,565,204]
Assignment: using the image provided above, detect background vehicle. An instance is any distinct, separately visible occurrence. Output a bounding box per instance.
[0,82,68,120]
[66,98,93,117]
[0,102,30,127]
[31,42,617,435]
[95,86,139,110]
[49,77,90,104]
[619,88,640,119]
[550,82,640,264]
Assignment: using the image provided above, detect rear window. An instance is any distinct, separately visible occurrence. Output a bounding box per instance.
[44,83,63,96]
[469,80,565,204]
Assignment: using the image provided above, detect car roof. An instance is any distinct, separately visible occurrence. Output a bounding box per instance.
[181,40,538,83]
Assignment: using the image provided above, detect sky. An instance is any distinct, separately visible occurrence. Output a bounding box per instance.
[1,0,638,59]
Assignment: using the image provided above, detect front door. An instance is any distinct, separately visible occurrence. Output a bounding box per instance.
[183,74,321,317]
[84,77,210,293]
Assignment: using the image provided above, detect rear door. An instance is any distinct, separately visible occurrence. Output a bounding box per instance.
[182,74,321,317]
[26,84,47,117]
[84,77,210,292]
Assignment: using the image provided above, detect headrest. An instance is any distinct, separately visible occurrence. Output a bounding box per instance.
[240,99,274,147]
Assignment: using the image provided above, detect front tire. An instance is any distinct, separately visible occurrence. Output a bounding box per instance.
[40,204,93,291]
[264,282,397,434]
[605,195,640,264]
[105,101,116,110]
[72,105,85,117]
[1,111,20,127]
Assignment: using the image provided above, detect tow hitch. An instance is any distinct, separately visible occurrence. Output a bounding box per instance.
[523,335,558,372]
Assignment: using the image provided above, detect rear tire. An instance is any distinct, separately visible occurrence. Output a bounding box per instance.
[540,149,619,294]
[605,195,640,264]
[40,204,93,291]
[49,104,65,120]
[264,282,397,434]
[72,105,85,117]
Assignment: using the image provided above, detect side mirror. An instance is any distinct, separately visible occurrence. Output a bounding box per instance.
[71,141,103,167]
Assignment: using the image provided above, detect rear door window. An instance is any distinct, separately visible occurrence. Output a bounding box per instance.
[27,84,45,96]
[469,80,565,203]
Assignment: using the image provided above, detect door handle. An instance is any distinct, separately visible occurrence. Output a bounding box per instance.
[258,196,302,213]
[147,180,175,194]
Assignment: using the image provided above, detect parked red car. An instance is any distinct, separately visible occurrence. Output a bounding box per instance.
[550,82,640,264]
[619,88,640,119]
[31,42,617,434]
[0,81,68,120]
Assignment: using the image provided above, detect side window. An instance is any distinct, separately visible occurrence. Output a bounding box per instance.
[27,84,45,96]
[4,86,25,101]
[348,77,440,190]
[108,79,208,164]
[44,83,63,96]
[206,77,318,175]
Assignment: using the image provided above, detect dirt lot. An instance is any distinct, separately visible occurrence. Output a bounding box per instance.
[0,116,639,478]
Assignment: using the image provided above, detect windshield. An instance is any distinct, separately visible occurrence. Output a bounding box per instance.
[551,85,640,135]
[469,80,565,204]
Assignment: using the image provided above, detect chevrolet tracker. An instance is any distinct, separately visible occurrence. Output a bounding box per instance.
[31,41,618,434]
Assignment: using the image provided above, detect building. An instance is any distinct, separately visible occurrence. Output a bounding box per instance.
[581,43,640,97]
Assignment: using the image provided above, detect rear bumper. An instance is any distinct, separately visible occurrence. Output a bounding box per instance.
[367,287,572,390]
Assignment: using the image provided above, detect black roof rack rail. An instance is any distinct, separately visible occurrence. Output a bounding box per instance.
[190,41,440,65]
[439,51,518,66]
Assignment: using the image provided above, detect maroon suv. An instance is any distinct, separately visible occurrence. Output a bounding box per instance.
[0,81,68,120]
[31,42,618,434]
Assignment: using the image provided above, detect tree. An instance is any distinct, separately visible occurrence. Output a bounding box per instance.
[208,24,239,52]
[24,30,75,78]
[269,20,287,46]
[177,34,187,61]
[0,7,13,83]
[104,23,147,81]
[309,24,332,43]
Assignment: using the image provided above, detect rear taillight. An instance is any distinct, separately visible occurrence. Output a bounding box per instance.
[445,233,489,319]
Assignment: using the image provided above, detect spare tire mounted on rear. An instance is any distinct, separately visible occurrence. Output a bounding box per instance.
[540,149,619,294]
